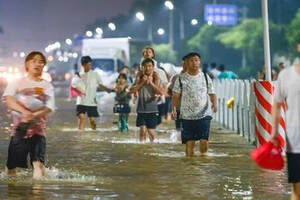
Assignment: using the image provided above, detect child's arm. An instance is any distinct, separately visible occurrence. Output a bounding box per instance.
[130,73,145,94]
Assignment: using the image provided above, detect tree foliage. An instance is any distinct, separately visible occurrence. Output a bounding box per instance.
[216,19,286,78]
[186,24,240,71]
[286,8,300,56]
[152,43,177,63]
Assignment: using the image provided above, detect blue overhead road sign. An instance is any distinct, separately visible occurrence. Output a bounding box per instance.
[204,4,238,26]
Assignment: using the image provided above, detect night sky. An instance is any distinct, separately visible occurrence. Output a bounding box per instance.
[0,0,136,63]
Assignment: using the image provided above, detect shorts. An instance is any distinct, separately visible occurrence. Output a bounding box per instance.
[136,113,158,129]
[6,134,46,169]
[76,105,99,117]
[175,110,182,129]
[287,153,300,183]
[181,116,212,144]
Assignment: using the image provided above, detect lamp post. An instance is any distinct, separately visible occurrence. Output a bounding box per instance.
[164,1,174,50]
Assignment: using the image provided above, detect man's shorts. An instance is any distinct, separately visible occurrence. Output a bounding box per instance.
[6,134,46,169]
[76,105,99,118]
[175,110,182,129]
[287,153,300,183]
[181,116,212,144]
[136,113,158,129]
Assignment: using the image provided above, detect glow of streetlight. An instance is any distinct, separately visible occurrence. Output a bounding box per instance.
[45,47,50,53]
[191,19,198,26]
[164,1,174,10]
[58,56,64,62]
[20,52,25,58]
[65,38,72,45]
[54,41,61,49]
[72,52,78,58]
[95,27,103,34]
[86,30,93,37]
[207,21,213,26]
[157,28,165,35]
[136,12,145,22]
[108,23,116,31]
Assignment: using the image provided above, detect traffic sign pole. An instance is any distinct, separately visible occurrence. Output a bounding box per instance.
[261,0,272,81]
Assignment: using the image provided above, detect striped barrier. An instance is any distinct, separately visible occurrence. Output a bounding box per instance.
[253,81,286,148]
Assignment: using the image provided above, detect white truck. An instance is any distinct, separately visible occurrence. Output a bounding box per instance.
[81,37,149,72]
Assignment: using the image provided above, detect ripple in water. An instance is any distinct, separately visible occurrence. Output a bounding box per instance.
[0,167,96,184]
[148,150,229,158]
[45,167,96,183]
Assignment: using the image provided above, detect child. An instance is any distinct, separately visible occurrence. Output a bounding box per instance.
[114,73,131,131]
[2,51,55,180]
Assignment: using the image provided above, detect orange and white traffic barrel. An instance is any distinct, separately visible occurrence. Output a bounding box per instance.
[253,81,286,148]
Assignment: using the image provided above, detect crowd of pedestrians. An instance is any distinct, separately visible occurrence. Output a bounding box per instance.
[2,41,300,200]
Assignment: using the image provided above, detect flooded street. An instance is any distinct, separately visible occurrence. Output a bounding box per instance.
[0,97,290,200]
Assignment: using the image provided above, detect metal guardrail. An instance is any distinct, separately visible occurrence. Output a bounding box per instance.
[213,79,257,144]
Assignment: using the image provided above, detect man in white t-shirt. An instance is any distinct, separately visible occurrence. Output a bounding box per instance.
[2,51,55,180]
[270,46,300,199]
[73,56,113,131]
[172,52,217,157]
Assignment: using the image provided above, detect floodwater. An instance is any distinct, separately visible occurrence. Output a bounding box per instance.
[0,97,290,200]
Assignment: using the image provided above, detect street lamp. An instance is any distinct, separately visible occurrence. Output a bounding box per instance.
[191,19,198,26]
[54,41,61,49]
[86,30,93,37]
[95,27,103,38]
[164,1,174,49]
[19,52,25,58]
[157,28,165,35]
[136,12,145,22]
[95,27,103,34]
[72,53,78,58]
[65,38,72,45]
[108,23,116,31]
[164,1,174,10]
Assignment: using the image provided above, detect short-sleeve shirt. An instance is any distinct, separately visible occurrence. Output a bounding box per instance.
[2,76,55,137]
[274,66,300,153]
[173,72,215,120]
[76,70,103,106]
[218,71,238,80]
